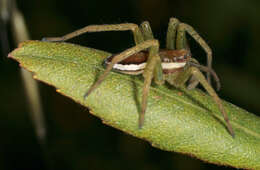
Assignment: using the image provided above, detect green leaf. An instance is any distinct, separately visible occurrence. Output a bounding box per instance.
[9,41,260,169]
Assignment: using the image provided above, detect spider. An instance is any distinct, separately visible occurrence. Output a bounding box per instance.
[43,17,234,137]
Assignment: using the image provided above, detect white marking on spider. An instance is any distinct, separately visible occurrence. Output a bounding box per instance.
[113,62,186,71]
[113,63,146,71]
[161,62,186,69]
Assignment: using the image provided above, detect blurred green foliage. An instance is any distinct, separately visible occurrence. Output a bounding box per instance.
[1,0,260,170]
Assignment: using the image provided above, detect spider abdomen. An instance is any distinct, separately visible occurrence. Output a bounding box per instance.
[104,49,189,75]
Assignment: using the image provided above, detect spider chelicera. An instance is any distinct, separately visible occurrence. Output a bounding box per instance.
[43,17,234,137]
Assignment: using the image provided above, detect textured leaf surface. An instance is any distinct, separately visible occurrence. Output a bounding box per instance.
[9,41,260,169]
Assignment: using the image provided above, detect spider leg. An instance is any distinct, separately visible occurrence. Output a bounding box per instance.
[42,23,144,45]
[84,39,160,128]
[176,21,213,85]
[140,21,155,40]
[141,21,164,85]
[85,40,158,92]
[187,75,200,90]
[166,18,180,50]
[132,21,163,127]
[174,67,234,137]
[139,44,160,128]
[189,61,221,91]
[188,58,221,91]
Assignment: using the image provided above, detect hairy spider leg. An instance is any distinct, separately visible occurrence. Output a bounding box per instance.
[173,66,234,137]
[42,23,144,45]
[166,18,213,85]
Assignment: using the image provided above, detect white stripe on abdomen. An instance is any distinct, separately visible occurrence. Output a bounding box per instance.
[161,62,186,69]
[113,63,146,71]
[113,62,186,71]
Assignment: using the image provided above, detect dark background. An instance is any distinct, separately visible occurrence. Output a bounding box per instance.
[1,0,260,170]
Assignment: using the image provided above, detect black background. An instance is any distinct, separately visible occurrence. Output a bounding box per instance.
[1,0,260,170]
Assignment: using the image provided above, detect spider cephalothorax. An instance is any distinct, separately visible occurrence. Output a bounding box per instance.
[43,18,234,137]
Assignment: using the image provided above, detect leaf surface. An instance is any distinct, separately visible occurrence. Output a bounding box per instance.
[9,41,260,169]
